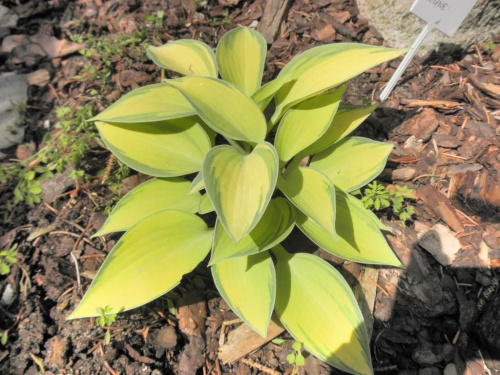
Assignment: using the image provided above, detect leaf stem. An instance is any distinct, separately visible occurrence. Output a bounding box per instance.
[224,137,246,153]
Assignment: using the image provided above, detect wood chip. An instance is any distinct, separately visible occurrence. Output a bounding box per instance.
[218,319,285,364]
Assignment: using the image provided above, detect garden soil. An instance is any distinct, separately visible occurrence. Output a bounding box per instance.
[0,0,499,374]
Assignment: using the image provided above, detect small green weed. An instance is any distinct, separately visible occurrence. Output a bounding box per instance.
[0,244,18,276]
[483,40,496,52]
[273,339,305,374]
[353,181,415,222]
[97,305,117,345]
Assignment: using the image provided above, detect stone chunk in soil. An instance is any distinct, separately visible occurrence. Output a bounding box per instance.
[0,5,18,38]
[397,108,439,142]
[418,224,461,266]
[40,168,75,203]
[0,72,28,150]
[392,166,417,181]
[26,69,50,87]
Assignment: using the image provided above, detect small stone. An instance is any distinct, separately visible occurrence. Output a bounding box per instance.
[418,367,440,375]
[444,363,458,375]
[27,69,50,87]
[16,142,35,160]
[40,168,75,203]
[0,5,18,29]
[398,108,439,142]
[392,167,417,181]
[414,221,430,233]
[0,72,28,150]
[154,326,178,349]
[1,283,15,306]
[418,224,461,266]
[413,348,439,365]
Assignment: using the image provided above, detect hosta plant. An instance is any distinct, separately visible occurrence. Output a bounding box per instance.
[68,27,406,375]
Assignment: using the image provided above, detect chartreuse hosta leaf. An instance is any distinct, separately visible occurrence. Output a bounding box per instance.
[90,83,195,123]
[204,142,279,242]
[95,178,202,237]
[274,87,345,163]
[198,194,214,214]
[68,210,213,319]
[189,172,204,194]
[96,117,211,177]
[210,198,295,265]
[310,137,393,192]
[212,252,275,337]
[273,245,372,375]
[167,77,266,143]
[296,189,402,267]
[278,167,336,239]
[147,39,217,77]
[251,72,292,110]
[272,44,406,122]
[301,104,378,157]
[216,27,266,96]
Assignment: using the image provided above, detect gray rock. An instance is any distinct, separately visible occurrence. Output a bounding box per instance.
[0,5,18,38]
[40,169,75,203]
[0,72,28,150]
[417,224,461,266]
[1,283,15,306]
[356,0,499,55]
[444,363,458,375]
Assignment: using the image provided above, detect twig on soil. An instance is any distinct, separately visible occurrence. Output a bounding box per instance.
[452,328,461,345]
[72,221,93,252]
[28,353,45,374]
[98,343,120,375]
[240,358,280,375]
[48,231,94,246]
[70,251,82,295]
[455,209,481,226]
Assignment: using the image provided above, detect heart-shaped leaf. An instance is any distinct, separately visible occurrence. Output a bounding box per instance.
[147,39,217,77]
[96,117,211,177]
[216,27,267,96]
[68,210,213,319]
[90,83,196,123]
[212,252,275,337]
[273,245,372,375]
[310,137,393,192]
[274,87,345,163]
[167,77,266,143]
[203,142,279,242]
[296,189,403,267]
[277,167,336,239]
[95,178,202,236]
[210,197,295,264]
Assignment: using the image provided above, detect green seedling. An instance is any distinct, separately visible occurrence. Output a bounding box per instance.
[97,306,117,345]
[68,27,407,375]
[354,181,415,223]
[0,244,18,275]
[273,339,306,374]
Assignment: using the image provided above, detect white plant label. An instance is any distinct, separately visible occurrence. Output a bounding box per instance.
[410,0,478,37]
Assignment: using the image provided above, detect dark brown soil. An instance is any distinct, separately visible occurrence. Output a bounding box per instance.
[1,1,499,374]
